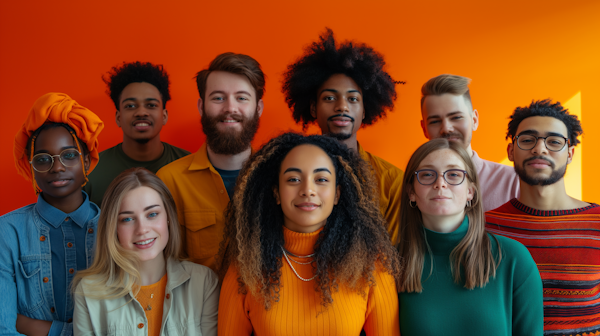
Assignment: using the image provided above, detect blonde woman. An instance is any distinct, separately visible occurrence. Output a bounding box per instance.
[72,168,218,336]
[397,138,543,335]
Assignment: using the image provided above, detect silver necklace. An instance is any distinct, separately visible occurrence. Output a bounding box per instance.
[281,247,317,281]
[282,247,314,265]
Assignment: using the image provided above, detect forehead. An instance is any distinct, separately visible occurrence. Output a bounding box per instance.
[318,74,362,94]
[516,116,568,136]
[34,126,76,153]
[206,71,256,96]
[422,93,470,118]
[418,148,466,170]
[120,186,163,211]
[280,144,335,171]
[120,82,162,103]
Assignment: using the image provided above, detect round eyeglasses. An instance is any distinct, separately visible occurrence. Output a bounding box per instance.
[414,169,467,186]
[515,134,569,152]
[29,149,82,173]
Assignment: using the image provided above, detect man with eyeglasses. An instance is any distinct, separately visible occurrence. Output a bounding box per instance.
[420,74,520,211]
[485,99,600,336]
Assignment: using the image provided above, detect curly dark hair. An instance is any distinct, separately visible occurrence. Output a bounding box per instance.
[217,132,401,310]
[282,28,402,130]
[103,61,171,110]
[506,99,583,146]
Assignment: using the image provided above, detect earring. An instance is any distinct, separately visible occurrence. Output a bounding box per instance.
[466,200,472,208]
[409,200,417,208]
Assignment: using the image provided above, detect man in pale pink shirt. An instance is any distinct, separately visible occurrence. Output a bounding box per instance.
[420,74,519,211]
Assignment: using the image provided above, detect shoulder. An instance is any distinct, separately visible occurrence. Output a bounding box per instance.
[480,158,516,175]
[0,204,37,232]
[180,260,218,284]
[486,200,518,214]
[162,142,191,157]
[98,144,121,158]
[362,150,404,178]
[156,152,196,177]
[489,233,537,273]
[0,203,36,221]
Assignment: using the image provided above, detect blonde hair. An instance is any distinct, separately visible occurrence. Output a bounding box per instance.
[420,74,472,110]
[72,168,183,299]
[397,138,500,292]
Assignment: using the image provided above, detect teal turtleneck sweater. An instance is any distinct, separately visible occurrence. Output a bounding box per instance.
[399,216,543,336]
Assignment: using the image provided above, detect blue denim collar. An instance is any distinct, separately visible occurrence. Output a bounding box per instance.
[35,191,91,228]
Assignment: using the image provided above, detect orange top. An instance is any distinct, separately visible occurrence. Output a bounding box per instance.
[218,227,400,336]
[357,142,404,245]
[136,274,168,336]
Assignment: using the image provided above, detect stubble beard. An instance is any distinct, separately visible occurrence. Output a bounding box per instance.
[514,156,567,186]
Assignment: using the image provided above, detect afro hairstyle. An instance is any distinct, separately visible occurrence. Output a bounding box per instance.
[103,61,171,110]
[282,28,402,130]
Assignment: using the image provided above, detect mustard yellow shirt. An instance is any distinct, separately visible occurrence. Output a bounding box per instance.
[357,142,404,245]
[156,143,230,271]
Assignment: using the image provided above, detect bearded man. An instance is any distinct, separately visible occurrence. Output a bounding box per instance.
[485,100,600,336]
[157,52,264,270]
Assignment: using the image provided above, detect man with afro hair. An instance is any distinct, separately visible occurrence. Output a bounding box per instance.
[282,28,404,244]
[485,99,600,335]
[84,62,190,207]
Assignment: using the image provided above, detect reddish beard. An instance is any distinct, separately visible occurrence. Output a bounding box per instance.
[201,109,260,155]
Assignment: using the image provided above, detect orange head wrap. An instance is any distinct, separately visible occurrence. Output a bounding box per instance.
[14,92,104,193]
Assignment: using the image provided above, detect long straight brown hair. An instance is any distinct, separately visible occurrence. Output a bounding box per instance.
[397,138,501,292]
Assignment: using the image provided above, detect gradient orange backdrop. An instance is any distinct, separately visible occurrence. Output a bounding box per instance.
[1,0,599,214]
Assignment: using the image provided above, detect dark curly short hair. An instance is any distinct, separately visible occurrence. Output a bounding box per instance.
[282,28,401,130]
[506,99,583,147]
[103,61,171,110]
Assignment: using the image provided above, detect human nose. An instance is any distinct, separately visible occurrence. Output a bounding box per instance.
[531,137,548,155]
[134,217,151,235]
[223,97,239,114]
[133,106,150,117]
[441,119,453,134]
[49,155,66,173]
[432,173,448,189]
[299,180,317,197]
[334,97,349,112]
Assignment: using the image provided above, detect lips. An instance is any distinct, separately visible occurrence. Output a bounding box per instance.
[525,157,553,169]
[47,177,72,187]
[133,120,152,131]
[295,202,321,211]
[327,114,355,127]
[133,237,156,249]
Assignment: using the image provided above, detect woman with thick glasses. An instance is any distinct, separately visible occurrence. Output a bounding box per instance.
[0,93,103,336]
[396,138,543,335]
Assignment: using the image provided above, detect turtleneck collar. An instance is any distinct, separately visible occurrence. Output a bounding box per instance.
[423,216,469,256]
[283,226,323,256]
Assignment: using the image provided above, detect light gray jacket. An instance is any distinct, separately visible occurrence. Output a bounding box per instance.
[73,259,219,336]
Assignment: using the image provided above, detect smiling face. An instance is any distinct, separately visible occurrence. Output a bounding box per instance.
[116,82,168,145]
[410,148,474,230]
[311,74,364,141]
[508,116,573,186]
[32,126,90,211]
[274,144,340,233]
[117,186,169,264]
[421,93,479,151]
[199,71,263,155]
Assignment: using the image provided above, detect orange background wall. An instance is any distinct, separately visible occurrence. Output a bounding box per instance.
[1,0,599,215]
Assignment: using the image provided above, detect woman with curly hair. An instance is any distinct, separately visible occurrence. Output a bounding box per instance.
[397,138,543,335]
[217,133,400,336]
[282,28,405,245]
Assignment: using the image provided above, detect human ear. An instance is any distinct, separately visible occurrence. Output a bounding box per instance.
[197,98,204,117]
[273,186,280,205]
[334,185,340,205]
[471,109,479,131]
[310,101,316,119]
[567,145,575,164]
[257,99,264,117]
[507,142,515,162]
[162,109,168,125]
[115,110,121,127]
[83,153,90,173]
[420,120,430,140]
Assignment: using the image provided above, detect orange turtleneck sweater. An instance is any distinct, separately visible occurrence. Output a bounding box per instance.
[218,226,400,336]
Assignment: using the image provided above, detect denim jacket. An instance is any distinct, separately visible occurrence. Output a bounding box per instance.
[0,192,99,336]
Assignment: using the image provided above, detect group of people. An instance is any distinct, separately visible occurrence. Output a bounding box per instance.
[0,28,596,336]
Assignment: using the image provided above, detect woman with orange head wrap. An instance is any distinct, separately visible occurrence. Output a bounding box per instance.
[0,93,103,335]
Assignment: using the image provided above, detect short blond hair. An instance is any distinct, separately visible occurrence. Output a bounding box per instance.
[421,74,473,111]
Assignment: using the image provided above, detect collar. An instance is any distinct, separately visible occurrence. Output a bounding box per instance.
[510,198,600,216]
[283,226,324,256]
[188,142,256,172]
[423,216,469,256]
[35,191,91,228]
[471,150,483,171]
[165,258,191,291]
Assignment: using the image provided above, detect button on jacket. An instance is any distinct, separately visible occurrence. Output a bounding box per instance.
[0,192,99,336]
[73,259,219,336]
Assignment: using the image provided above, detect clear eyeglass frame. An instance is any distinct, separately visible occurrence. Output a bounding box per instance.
[514,134,569,152]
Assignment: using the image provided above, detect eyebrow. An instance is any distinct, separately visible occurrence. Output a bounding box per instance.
[426,111,463,121]
[418,164,463,170]
[318,89,362,96]
[518,129,566,138]
[283,167,332,174]
[121,97,160,103]
[118,204,160,215]
[208,90,253,97]
[34,145,78,155]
